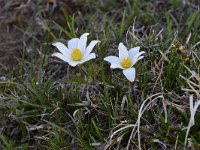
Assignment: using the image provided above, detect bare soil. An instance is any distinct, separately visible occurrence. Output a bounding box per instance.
[0,0,81,75]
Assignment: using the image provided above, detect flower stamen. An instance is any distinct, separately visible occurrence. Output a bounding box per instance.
[71,48,82,61]
[121,57,132,68]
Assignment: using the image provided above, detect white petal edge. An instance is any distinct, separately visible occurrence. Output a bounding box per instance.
[129,47,140,58]
[68,38,79,50]
[78,33,89,53]
[52,52,71,63]
[52,42,71,56]
[104,56,121,65]
[122,68,136,82]
[132,51,145,66]
[110,63,123,69]
[136,56,144,62]
[68,53,96,67]
[80,53,96,64]
[68,61,80,67]
[118,42,128,61]
[85,40,100,57]
[52,52,80,67]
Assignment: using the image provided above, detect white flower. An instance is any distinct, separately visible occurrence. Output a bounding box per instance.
[104,43,145,82]
[52,33,100,67]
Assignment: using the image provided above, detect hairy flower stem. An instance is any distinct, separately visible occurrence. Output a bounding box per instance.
[131,81,136,99]
[131,81,140,107]
[78,65,88,76]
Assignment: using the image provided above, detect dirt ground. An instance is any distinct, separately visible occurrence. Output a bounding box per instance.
[0,0,82,75]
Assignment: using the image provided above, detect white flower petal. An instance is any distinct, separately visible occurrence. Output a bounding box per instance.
[68,61,80,67]
[52,42,71,56]
[52,52,71,62]
[136,56,144,61]
[78,33,89,53]
[80,53,96,64]
[104,56,121,65]
[129,47,140,58]
[122,68,136,82]
[132,51,145,66]
[110,63,123,69]
[68,38,79,50]
[118,43,128,61]
[85,40,100,57]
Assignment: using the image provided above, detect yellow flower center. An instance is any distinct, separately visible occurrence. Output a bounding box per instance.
[71,48,83,61]
[121,57,132,68]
